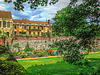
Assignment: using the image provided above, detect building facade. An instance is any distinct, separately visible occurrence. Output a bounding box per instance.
[0,11,52,37]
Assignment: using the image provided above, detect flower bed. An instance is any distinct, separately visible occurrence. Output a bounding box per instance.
[12,49,57,59]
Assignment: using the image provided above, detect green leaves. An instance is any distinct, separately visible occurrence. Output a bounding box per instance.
[3,0,58,11]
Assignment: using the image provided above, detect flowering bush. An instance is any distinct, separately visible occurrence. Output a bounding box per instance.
[12,51,28,58]
[20,51,28,58]
[33,50,48,57]
[47,50,55,56]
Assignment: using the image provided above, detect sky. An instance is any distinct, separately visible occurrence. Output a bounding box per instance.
[0,0,83,24]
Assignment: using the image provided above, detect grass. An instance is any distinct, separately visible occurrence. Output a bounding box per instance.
[18,52,100,75]
[18,57,63,69]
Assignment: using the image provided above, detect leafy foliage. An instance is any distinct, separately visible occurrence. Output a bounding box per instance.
[6,41,9,50]
[13,43,20,52]
[33,50,48,57]
[46,31,51,38]
[42,32,46,37]
[52,0,100,52]
[0,61,28,75]
[24,47,33,52]
[0,46,28,75]
[4,0,59,11]
[49,37,87,63]
[24,42,33,52]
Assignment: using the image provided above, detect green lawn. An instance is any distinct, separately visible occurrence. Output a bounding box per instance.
[18,52,100,75]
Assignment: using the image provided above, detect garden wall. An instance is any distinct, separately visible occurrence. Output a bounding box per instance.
[6,36,71,52]
[94,39,100,48]
[1,36,100,52]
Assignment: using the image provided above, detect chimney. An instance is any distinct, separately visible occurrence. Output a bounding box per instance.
[48,20,50,24]
[46,19,47,22]
[22,18,27,20]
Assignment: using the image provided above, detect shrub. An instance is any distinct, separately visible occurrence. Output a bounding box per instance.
[20,51,28,58]
[0,61,28,75]
[13,43,20,52]
[73,59,90,66]
[33,50,48,57]
[49,50,54,56]
[63,48,85,64]
[20,55,28,58]
[49,37,86,64]
[6,41,9,50]
[12,52,20,56]
[21,32,26,34]
[24,47,33,52]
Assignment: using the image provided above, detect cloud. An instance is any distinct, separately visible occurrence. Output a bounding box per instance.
[0,0,3,2]
[29,0,71,24]
[0,3,9,10]
[1,0,83,24]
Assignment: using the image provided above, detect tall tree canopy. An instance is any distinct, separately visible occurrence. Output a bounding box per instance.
[53,0,100,37]
[52,0,100,50]
[4,0,59,11]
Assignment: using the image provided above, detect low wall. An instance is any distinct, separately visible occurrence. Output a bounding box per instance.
[94,39,100,48]
[6,36,71,52]
[0,36,99,52]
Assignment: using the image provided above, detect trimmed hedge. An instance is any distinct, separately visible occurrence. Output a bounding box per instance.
[0,61,28,75]
[0,46,28,75]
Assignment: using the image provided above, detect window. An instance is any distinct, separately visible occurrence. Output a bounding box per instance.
[29,31,31,35]
[34,32,35,35]
[15,25,16,29]
[29,26,31,29]
[7,22,10,28]
[24,26,26,29]
[21,32,26,34]
[3,21,6,28]
[41,27,43,30]
[34,26,35,29]
[0,21,1,28]
[14,31,16,35]
[19,32,21,34]
[41,32,43,36]
[38,26,39,30]
[38,32,39,36]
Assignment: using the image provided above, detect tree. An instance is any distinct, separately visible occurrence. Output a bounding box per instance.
[13,43,20,52]
[26,41,29,48]
[53,0,100,52]
[24,41,33,52]
[49,0,100,64]
[4,0,59,11]
[6,41,9,50]
[49,37,85,64]
[42,32,46,37]
[46,31,51,38]
[0,30,8,46]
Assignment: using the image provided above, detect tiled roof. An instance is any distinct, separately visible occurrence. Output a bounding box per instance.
[0,11,12,18]
[13,19,49,25]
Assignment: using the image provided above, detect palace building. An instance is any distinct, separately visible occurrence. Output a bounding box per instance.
[0,11,52,37]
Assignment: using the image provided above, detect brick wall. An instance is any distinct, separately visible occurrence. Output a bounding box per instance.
[0,36,99,52]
